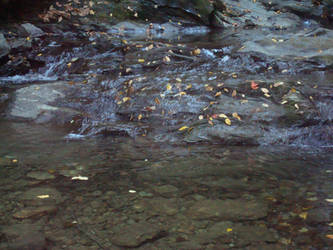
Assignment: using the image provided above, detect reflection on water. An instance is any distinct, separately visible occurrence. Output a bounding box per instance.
[0,121,332,249]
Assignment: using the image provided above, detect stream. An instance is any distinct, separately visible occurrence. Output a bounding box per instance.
[0,0,333,249]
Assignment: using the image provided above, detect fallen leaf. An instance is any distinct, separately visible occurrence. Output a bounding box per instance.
[37,195,49,199]
[274,81,284,87]
[129,190,136,193]
[154,97,160,105]
[71,176,89,180]
[299,212,308,220]
[232,113,241,121]
[225,118,231,125]
[215,91,222,97]
[138,58,145,63]
[178,126,189,131]
[232,90,237,97]
[218,114,228,119]
[326,234,333,239]
[226,228,233,232]
[326,199,333,203]
[166,83,172,91]
[193,48,201,56]
[163,56,171,63]
[261,88,269,94]
[198,115,204,120]
[251,81,259,90]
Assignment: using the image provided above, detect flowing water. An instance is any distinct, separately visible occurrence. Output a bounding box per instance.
[1,7,333,249]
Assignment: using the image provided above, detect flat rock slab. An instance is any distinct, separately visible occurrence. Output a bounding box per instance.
[187,199,268,221]
[9,81,78,123]
[18,187,64,205]
[111,222,165,247]
[27,171,55,180]
[13,205,57,219]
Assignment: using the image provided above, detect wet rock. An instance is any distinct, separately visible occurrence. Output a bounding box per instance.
[1,224,46,250]
[13,205,57,219]
[187,199,268,221]
[306,207,330,224]
[232,224,278,246]
[20,23,44,38]
[0,93,9,104]
[18,187,64,205]
[196,221,234,244]
[111,222,165,247]
[8,38,32,52]
[0,157,12,166]
[139,198,180,216]
[8,82,79,124]
[27,171,55,180]
[153,184,179,197]
[0,33,10,59]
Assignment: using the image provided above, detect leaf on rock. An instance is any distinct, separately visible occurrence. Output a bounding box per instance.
[232,113,241,121]
[251,81,259,90]
[225,118,231,125]
[178,126,189,131]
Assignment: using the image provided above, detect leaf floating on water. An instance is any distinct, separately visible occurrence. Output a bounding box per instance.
[232,90,237,97]
[122,97,130,103]
[225,118,231,126]
[226,228,233,232]
[178,126,189,131]
[71,176,89,181]
[138,58,145,63]
[192,48,201,56]
[129,190,136,193]
[198,115,204,120]
[186,84,192,90]
[325,199,333,203]
[37,195,50,199]
[166,83,172,91]
[274,81,284,87]
[154,97,160,105]
[261,88,269,94]
[251,81,259,90]
[299,212,308,220]
[326,234,333,239]
[163,56,171,63]
[138,114,143,121]
[232,113,241,121]
[262,103,269,108]
[218,114,228,119]
[328,222,333,226]
[215,91,222,97]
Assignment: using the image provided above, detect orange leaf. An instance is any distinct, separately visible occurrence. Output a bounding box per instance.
[251,81,259,90]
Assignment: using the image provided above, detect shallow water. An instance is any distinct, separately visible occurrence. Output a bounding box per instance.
[0,120,332,249]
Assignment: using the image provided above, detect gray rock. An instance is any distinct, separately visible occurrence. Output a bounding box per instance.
[9,82,79,123]
[137,198,179,216]
[21,23,44,38]
[27,171,55,180]
[111,222,164,247]
[1,224,46,250]
[0,33,10,59]
[18,187,64,205]
[187,199,268,221]
[153,184,179,197]
[307,207,330,224]
[12,205,57,219]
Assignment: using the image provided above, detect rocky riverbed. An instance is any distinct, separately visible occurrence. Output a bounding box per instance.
[0,0,333,249]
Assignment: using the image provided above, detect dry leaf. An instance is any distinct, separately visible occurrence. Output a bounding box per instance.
[138,58,145,63]
[225,118,231,125]
[218,114,228,119]
[232,90,237,97]
[71,176,89,180]
[193,48,201,56]
[37,195,50,199]
[178,126,189,131]
[166,83,172,91]
[232,113,241,121]
[198,115,204,120]
[326,234,333,239]
[251,81,259,90]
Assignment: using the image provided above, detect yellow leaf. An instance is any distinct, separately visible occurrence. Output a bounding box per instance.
[138,59,145,63]
[225,118,231,125]
[232,113,241,121]
[176,78,182,82]
[226,228,232,232]
[218,114,228,119]
[326,199,333,203]
[122,97,130,102]
[186,84,192,89]
[37,195,49,199]
[178,126,188,131]
[138,114,143,120]
[166,83,172,91]
[163,56,171,63]
[215,91,222,97]
[198,115,204,120]
[192,48,201,56]
[299,212,308,220]
[37,53,42,57]
[232,90,237,97]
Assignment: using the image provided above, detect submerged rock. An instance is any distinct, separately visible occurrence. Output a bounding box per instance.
[0,33,10,59]
[111,222,165,247]
[187,199,268,221]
